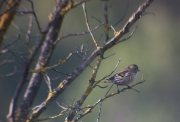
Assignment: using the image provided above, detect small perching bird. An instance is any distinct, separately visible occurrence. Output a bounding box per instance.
[105,64,140,86]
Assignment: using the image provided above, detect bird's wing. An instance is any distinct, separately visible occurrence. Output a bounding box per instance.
[114,70,129,82]
[106,70,129,83]
[116,70,129,77]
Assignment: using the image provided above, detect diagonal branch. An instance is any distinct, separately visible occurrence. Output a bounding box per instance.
[74,75,147,121]
[15,0,69,121]
[28,0,154,121]
[7,1,97,122]
[82,2,99,49]
[0,0,22,47]
[65,56,104,121]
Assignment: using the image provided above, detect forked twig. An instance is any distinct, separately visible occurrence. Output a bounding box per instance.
[82,2,99,49]
[74,74,147,121]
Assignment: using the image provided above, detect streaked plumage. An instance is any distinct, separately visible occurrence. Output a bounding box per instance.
[105,64,140,85]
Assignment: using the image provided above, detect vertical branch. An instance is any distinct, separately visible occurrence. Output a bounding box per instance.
[5,0,154,121]
[65,57,103,122]
[103,0,109,43]
[82,2,99,49]
[6,34,46,122]
[0,0,22,47]
[16,0,69,121]
[27,0,42,33]
[26,0,154,120]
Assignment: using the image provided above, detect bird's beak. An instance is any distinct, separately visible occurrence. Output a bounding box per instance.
[138,69,140,72]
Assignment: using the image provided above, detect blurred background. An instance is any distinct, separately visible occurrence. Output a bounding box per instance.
[0,0,180,122]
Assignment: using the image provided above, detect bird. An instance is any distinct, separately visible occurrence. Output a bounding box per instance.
[105,64,140,86]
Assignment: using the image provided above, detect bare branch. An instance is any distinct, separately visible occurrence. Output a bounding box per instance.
[27,1,154,121]
[0,66,16,77]
[17,1,69,121]
[58,23,103,41]
[116,25,138,44]
[27,0,42,33]
[0,34,20,54]
[29,52,73,73]
[43,73,52,92]
[82,2,99,48]
[0,59,14,65]
[7,0,101,119]
[74,75,147,121]
[113,0,129,27]
[103,0,109,43]
[0,0,22,47]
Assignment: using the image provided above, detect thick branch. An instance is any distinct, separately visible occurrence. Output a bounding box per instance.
[16,0,68,121]
[74,75,146,121]
[0,0,22,47]
[7,0,95,121]
[28,0,154,120]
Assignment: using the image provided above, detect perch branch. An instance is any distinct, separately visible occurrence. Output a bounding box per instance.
[27,0,154,121]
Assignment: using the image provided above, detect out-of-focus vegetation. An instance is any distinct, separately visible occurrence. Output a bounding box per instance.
[0,0,180,122]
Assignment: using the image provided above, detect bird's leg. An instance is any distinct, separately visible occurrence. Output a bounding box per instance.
[126,85,140,93]
[116,85,120,93]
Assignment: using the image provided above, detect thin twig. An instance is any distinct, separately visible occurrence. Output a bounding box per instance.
[93,59,121,86]
[116,26,138,44]
[27,1,154,120]
[82,2,99,48]
[58,23,104,41]
[113,0,129,27]
[75,75,146,121]
[103,0,109,43]
[97,84,114,122]
[0,66,17,78]
[43,73,52,92]
[27,0,42,33]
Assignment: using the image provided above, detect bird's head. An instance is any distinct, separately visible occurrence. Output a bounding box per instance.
[128,64,140,73]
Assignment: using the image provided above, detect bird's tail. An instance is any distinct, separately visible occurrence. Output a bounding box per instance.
[104,80,108,83]
[104,79,111,83]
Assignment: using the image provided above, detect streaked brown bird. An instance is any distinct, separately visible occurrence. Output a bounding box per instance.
[105,64,140,86]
